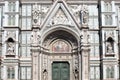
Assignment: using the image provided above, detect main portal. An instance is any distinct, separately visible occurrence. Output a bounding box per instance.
[52,62,70,80]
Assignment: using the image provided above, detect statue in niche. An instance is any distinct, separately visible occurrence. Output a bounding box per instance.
[107,42,113,53]
[31,30,40,44]
[80,5,89,26]
[106,37,114,53]
[7,41,14,55]
[43,69,48,80]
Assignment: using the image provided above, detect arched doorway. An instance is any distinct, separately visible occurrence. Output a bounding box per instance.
[43,30,78,52]
[42,30,79,80]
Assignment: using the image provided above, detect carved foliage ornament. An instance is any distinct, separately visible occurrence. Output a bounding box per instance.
[30,30,40,45]
[81,30,89,44]
[32,3,40,25]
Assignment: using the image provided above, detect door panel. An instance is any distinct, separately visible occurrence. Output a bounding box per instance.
[52,62,70,80]
[52,63,61,80]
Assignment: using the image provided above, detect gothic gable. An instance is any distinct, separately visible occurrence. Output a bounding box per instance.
[40,0,80,33]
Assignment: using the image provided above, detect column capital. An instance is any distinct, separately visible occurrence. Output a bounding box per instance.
[31,46,41,52]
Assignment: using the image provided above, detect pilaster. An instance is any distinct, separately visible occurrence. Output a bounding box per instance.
[80,29,90,80]
[31,45,40,80]
[80,5,90,80]
[31,3,41,80]
[31,27,41,80]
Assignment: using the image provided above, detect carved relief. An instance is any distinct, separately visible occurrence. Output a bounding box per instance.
[70,5,89,27]
[41,5,50,17]
[31,30,40,45]
[106,31,114,40]
[69,5,81,22]
[32,3,41,25]
[81,30,89,44]
[49,9,72,26]
[32,4,51,26]
[73,54,79,80]
[7,38,15,55]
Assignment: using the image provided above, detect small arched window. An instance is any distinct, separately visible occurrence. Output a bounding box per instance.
[104,2,112,12]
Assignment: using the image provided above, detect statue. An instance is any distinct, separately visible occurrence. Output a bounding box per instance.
[7,42,14,55]
[80,5,89,26]
[43,69,48,80]
[73,66,79,80]
[107,42,113,53]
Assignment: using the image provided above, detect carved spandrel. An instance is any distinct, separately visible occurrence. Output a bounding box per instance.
[69,5,89,27]
[105,31,114,40]
[32,4,51,26]
[6,31,16,41]
[69,5,81,22]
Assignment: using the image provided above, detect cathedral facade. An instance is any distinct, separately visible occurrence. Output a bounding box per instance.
[0,0,120,80]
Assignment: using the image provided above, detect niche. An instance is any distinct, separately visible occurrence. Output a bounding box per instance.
[6,38,15,57]
[106,37,114,56]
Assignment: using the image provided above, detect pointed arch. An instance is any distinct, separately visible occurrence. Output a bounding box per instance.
[41,25,80,44]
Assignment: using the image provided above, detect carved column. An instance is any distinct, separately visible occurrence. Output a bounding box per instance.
[80,29,90,80]
[31,45,40,80]
[31,3,41,80]
[31,28,41,80]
